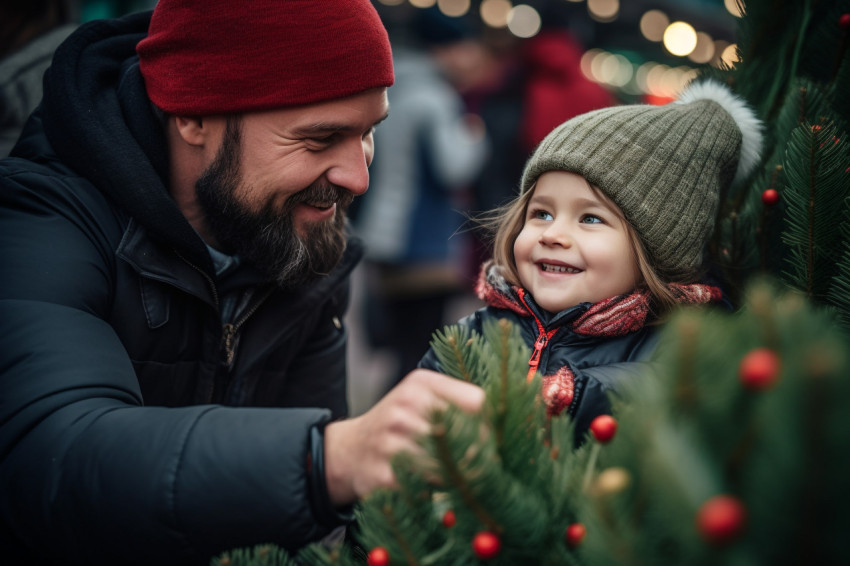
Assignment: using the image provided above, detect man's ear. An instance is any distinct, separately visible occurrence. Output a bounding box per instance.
[172,115,207,147]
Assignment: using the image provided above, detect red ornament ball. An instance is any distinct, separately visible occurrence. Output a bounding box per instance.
[761,188,780,205]
[739,348,781,390]
[472,531,501,560]
[840,13,850,29]
[565,523,587,548]
[589,415,618,443]
[442,510,457,528]
[367,546,390,566]
[696,495,747,544]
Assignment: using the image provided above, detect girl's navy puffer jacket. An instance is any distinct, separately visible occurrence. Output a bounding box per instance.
[419,265,661,443]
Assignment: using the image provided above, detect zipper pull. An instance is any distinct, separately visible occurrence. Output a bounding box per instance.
[222,323,237,368]
[527,333,549,382]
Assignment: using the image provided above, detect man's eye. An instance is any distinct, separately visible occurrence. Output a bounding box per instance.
[306,133,343,148]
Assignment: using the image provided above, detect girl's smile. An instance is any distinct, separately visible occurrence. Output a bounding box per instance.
[539,261,583,274]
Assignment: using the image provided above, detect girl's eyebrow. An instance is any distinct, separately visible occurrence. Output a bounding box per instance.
[573,197,611,209]
[530,195,611,211]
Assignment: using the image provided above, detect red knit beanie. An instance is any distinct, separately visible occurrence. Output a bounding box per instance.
[136,0,395,115]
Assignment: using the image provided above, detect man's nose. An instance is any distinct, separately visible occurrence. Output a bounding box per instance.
[326,138,371,196]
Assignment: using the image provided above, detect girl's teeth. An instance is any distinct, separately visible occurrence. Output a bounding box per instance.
[542,263,581,273]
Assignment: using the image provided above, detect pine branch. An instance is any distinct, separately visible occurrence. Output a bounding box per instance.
[430,420,502,535]
[780,120,848,299]
[827,246,850,330]
[212,544,299,566]
[429,325,486,384]
[297,544,347,566]
[478,318,545,475]
[780,0,813,115]
[379,503,421,566]
[672,315,700,410]
[492,320,511,448]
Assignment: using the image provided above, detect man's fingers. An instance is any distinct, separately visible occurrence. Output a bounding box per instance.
[324,370,485,504]
[396,369,485,413]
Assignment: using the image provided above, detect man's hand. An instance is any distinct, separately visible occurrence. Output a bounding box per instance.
[323,369,485,506]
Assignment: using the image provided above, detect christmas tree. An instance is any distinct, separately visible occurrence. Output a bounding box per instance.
[706,0,850,327]
[217,281,850,566]
[214,1,850,564]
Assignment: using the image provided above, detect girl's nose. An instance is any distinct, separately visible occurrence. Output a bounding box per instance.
[540,222,572,247]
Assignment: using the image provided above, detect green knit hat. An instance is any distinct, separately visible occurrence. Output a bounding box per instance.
[519,79,763,278]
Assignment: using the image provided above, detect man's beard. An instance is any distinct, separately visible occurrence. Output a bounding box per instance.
[195,117,353,287]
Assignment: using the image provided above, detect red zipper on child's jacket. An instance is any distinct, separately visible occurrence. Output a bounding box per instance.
[517,288,559,383]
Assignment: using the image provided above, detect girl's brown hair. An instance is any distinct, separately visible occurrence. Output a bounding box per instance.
[478,179,698,318]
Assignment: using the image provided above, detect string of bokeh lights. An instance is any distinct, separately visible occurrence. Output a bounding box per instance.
[376,0,744,100]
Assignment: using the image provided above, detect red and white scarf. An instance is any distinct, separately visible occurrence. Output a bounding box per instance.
[474,263,722,337]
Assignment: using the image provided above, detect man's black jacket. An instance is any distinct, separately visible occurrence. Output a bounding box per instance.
[0,12,359,564]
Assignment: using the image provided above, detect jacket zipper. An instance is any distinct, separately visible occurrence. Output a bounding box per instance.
[517,289,559,383]
[173,249,232,403]
[173,249,220,309]
[173,249,273,369]
[221,286,275,369]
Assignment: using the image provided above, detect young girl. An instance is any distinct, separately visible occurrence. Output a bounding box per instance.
[418,79,763,440]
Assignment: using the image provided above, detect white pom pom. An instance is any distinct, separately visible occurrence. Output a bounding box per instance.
[675,79,763,186]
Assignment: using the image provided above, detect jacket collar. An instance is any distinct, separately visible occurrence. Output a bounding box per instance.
[117,218,366,307]
[474,261,590,328]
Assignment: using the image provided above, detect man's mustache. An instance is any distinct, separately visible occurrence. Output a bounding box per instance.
[284,183,354,212]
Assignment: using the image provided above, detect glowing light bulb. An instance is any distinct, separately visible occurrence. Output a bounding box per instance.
[663,21,698,57]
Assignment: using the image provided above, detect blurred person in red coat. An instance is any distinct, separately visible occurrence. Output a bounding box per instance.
[519,29,616,152]
[433,22,616,279]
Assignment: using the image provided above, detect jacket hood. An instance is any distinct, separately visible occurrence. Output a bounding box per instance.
[38,11,214,273]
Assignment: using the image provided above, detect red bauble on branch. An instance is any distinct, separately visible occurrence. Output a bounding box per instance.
[696,495,747,544]
[739,348,781,390]
[761,188,780,205]
[589,415,618,443]
[565,523,587,548]
[839,13,850,29]
[472,531,501,560]
[442,510,457,528]
[367,546,390,566]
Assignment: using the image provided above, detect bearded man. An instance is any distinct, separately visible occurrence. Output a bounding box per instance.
[0,1,484,564]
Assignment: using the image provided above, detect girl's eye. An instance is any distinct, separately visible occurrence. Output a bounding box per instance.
[581,214,603,224]
[532,209,553,221]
